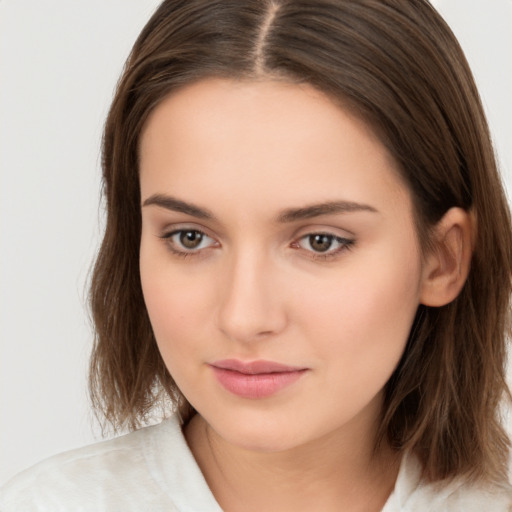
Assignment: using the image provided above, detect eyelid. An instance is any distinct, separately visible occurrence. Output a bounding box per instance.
[291,222,356,238]
[294,233,353,250]
[158,224,220,257]
[158,221,217,240]
[291,229,355,260]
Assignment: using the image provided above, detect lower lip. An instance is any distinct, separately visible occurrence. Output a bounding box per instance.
[211,367,307,399]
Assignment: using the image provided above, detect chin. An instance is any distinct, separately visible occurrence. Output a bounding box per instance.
[202,407,315,454]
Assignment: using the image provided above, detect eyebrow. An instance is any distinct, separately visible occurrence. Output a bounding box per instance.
[142,194,378,222]
[142,194,214,219]
[276,201,378,222]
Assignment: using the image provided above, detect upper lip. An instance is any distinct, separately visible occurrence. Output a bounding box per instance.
[211,359,307,375]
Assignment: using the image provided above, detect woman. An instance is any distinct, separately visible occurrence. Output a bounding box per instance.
[2,0,511,510]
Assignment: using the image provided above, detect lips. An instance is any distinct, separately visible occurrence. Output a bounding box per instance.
[210,359,308,399]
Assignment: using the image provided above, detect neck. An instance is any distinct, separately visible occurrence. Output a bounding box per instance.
[184,408,400,512]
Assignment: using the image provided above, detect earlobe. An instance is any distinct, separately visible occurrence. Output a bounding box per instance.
[419,207,475,307]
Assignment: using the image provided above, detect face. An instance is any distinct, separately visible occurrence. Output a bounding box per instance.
[139,78,426,453]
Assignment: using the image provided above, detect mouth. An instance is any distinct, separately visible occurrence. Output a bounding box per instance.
[209,359,309,399]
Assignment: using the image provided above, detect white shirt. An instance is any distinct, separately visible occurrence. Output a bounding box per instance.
[1,415,510,511]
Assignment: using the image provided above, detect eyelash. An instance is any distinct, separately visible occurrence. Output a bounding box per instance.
[158,229,355,261]
[293,233,355,261]
[159,229,217,259]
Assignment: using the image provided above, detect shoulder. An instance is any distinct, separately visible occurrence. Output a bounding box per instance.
[0,418,181,512]
[410,480,512,511]
[386,452,512,511]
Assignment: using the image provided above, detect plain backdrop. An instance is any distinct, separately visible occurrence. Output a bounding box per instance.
[1,0,511,485]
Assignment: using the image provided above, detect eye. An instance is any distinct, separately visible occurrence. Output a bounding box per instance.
[161,229,217,254]
[294,233,354,257]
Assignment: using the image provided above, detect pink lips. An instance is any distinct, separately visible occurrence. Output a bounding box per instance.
[210,359,308,399]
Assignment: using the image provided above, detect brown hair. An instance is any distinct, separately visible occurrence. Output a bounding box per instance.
[89,0,512,485]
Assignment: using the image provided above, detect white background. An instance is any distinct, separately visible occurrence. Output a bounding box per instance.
[1,0,511,485]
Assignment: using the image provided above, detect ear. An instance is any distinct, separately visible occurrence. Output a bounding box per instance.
[420,207,475,307]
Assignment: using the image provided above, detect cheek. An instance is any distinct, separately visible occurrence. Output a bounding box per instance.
[139,244,215,364]
[143,278,209,331]
[141,273,216,397]
[295,246,422,379]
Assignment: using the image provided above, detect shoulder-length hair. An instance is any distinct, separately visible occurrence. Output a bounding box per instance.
[89,0,512,484]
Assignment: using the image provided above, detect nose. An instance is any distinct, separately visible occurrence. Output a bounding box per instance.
[216,249,288,344]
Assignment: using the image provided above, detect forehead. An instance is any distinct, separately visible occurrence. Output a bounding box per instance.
[139,78,411,219]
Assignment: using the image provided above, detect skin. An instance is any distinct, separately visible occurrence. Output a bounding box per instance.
[138,78,472,512]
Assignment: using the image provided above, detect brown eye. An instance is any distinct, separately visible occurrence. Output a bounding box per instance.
[295,232,354,258]
[308,234,334,252]
[162,229,216,255]
[179,230,204,249]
